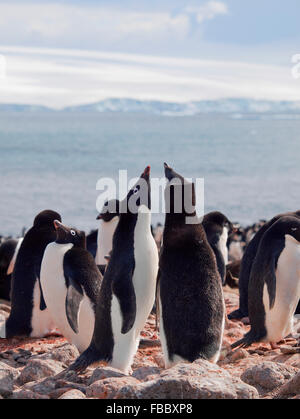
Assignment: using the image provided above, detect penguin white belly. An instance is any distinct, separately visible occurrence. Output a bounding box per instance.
[30,280,56,338]
[263,235,300,343]
[95,217,119,265]
[110,207,158,374]
[218,227,228,264]
[40,243,95,353]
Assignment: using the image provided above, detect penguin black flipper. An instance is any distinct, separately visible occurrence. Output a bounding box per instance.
[111,262,136,335]
[155,268,161,331]
[64,266,84,334]
[258,237,284,310]
[210,242,226,285]
[38,278,47,311]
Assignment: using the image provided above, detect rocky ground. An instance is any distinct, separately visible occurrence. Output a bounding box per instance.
[0,289,299,400]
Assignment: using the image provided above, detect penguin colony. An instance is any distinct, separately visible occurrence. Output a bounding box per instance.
[0,163,299,376]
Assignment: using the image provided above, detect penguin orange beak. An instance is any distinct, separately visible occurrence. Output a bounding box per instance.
[96,214,103,220]
[141,165,150,180]
[53,220,69,233]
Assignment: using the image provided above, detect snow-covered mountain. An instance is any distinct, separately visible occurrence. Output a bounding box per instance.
[1,98,300,116]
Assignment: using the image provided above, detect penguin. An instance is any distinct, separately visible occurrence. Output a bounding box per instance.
[40,221,102,353]
[0,237,23,300]
[202,211,233,285]
[225,260,241,288]
[232,216,300,349]
[95,199,120,275]
[69,166,158,374]
[158,163,225,368]
[86,230,98,259]
[1,210,60,339]
[229,210,300,320]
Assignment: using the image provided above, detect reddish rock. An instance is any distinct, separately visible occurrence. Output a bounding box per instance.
[87,377,140,399]
[277,371,300,397]
[18,359,64,385]
[10,389,50,399]
[58,389,86,399]
[241,361,298,392]
[87,367,126,385]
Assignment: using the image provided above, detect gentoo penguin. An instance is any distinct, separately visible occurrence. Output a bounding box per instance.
[158,163,225,368]
[232,216,300,349]
[1,210,60,339]
[40,221,102,353]
[69,166,158,374]
[0,238,23,300]
[202,211,233,285]
[95,199,120,275]
[229,210,300,320]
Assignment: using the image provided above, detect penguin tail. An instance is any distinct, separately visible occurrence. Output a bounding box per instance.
[69,346,100,372]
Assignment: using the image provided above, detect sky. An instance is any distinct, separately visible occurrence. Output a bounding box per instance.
[0,0,299,107]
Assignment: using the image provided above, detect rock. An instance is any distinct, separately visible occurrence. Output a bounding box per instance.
[87,377,140,399]
[49,387,75,399]
[132,366,161,382]
[24,377,57,395]
[0,361,20,380]
[277,371,300,397]
[223,348,248,364]
[10,389,50,399]
[58,389,86,399]
[241,361,298,391]
[0,365,14,397]
[54,380,87,394]
[18,359,64,385]
[35,343,79,366]
[153,354,165,368]
[115,360,258,399]
[87,367,126,385]
[280,345,300,355]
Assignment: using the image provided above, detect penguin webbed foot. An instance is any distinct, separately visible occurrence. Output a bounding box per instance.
[231,332,255,350]
[228,308,248,320]
[68,346,100,373]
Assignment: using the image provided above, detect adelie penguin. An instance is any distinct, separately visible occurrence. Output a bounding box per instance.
[158,163,225,368]
[229,210,300,320]
[40,221,103,353]
[232,216,300,350]
[69,166,158,374]
[1,210,60,339]
[202,211,233,285]
[95,199,120,275]
[0,237,23,300]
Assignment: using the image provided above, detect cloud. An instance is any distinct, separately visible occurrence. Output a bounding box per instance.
[0,45,299,108]
[0,1,228,49]
[186,1,228,23]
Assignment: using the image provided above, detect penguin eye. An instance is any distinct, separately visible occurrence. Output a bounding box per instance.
[291,228,297,231]
[133,186,140,195]
[70,230,76,236]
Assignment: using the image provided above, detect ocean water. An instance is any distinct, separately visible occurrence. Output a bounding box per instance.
[0,111,299,236]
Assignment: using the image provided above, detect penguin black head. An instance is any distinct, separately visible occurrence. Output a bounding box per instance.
[202,211,234,232]
[54,220,86,248]
[121,166,151,214]
[96,199,120,222]
[273,216,300,242]
[33,210,62,230]
[164,162,196,217]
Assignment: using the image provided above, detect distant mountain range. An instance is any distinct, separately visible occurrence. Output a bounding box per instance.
[1,98,300,116]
